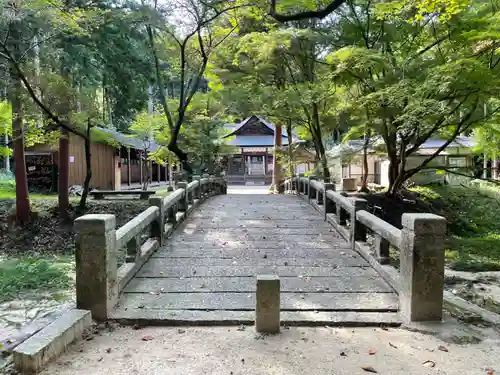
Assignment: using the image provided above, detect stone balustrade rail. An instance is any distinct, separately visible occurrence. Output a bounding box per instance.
[284,175,446,323]
[74,174,227,320]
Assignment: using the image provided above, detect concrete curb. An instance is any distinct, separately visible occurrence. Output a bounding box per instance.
[13,309,92,373]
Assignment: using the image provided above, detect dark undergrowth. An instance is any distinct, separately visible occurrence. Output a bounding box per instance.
[360,183,500,272]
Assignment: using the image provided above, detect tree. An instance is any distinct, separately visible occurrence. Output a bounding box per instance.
[145,0,240,176]
[210,23,339,181]
[0,0,156,217]
[128,110,164,190]
[327,0,500,196]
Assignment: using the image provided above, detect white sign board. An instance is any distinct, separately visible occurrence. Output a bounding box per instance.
[69,156,75,163]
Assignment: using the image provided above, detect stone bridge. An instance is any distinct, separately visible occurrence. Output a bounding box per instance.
[74,176,446,326]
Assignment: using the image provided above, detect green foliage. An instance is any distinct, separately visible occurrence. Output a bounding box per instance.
[0,256,73,302]
[411,184,500,271]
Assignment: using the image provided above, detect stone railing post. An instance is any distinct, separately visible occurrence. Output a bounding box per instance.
[307,175,316,203]
[374,234,390,264]
[256,275,280,333]
[149,197,165,245]
[202,173,209,196]
[323,183,335,220]
[209,175,215,193]
[74,214,117,321]
[350,198,367,246]
[335,201,347,226]
[222,178,228,194]
[298,174,304,194]
[317,185,324,205]
[193,175,201,199]
[176,181,188,212]
[400,213,446,323]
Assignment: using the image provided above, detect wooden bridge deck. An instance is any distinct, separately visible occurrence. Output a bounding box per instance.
[111,193,400,326]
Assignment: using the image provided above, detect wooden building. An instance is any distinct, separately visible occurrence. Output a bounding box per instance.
[222,115,313,185]
[26,127,170,192]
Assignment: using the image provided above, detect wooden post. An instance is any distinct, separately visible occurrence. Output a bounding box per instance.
[127,148,131,186]
[157,163,161,183]
[139,154,143,188]
[273,124,283,192]
[58,129,70,212]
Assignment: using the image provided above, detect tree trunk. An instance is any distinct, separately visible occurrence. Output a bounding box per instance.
[360,131,370,192]
[311,103,330,182]
[386,154,401,198]
[79,121,92,210]
[11,75,30,224]
[58,129,70,213]
[142,152,149,190]
[9,24,31,224]
[168,139,193,176]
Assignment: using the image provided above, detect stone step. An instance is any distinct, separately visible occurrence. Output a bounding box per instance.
[110,309,401,327]
[13,309,92,374]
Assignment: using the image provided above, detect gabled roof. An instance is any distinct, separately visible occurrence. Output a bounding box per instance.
[96,127,161,152]
[327,136,476,158]
[223,115,288,138]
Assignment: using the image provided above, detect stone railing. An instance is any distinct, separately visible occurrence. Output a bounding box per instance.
[74,174,227,320]
[286,175,446,324]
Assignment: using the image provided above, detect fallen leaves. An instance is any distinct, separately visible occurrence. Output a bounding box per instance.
[368,349,377,355]
[437,345,449,352]
[422,360,436,368]
[389,342,397,349]
[141,336,154,341]
[361,366,378,373]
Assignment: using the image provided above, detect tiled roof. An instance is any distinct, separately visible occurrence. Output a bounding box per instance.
[96,127,161,151]
[223,115,289,137]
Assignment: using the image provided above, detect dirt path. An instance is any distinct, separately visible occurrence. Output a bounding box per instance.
[40,326,499,375]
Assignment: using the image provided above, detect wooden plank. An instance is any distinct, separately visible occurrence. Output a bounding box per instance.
[110,309,401,326]
[136,265,378,278]
[115,292,399,311]
[146,255,368,267]
[124,276,394,293]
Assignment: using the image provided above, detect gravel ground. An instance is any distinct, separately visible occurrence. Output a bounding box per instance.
[39,325,500,375]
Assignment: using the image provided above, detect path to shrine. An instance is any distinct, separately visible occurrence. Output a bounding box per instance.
[111,186,399,325]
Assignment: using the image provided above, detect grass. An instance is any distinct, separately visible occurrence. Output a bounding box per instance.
[410,184,500,272]
[0,255,74,302]
[155,187,172,197]
[0,182,57,200]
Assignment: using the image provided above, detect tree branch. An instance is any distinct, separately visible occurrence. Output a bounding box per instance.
[269,0,346,22]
